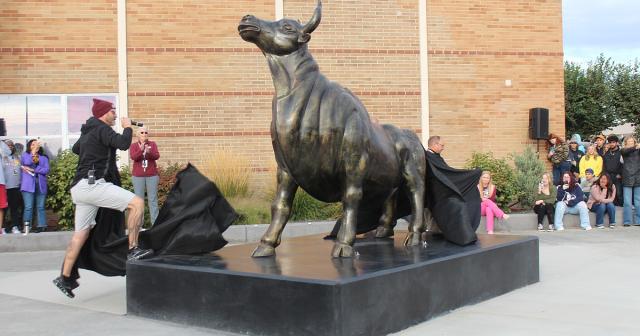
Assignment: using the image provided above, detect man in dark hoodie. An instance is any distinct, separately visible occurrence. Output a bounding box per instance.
[53,98,152,298]
[603,135,623,206]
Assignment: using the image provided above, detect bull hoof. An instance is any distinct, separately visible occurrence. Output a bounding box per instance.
[251,243,276,257]
[374,226,394,238]
[403,232,422,247]
[331,243,354,258]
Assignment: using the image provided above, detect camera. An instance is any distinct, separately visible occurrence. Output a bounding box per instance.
[88,169,96,185]
[131,120,144,127]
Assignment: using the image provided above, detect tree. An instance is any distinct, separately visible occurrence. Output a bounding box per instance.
[564,55,618,138]
[610,60,640,138]
[565,55,640,139]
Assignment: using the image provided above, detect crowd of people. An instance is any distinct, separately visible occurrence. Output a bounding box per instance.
[0,100,161,237]
[477,132,640,233]
[535,132,640,231]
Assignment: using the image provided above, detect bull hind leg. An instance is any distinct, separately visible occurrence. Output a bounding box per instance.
[401,145,427,247]
[252,167,298,257]
[375,191,398,238]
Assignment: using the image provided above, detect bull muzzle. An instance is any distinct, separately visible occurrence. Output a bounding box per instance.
[238,15,261,38]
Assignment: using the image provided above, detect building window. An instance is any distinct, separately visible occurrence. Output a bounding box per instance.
[0,94,117,157]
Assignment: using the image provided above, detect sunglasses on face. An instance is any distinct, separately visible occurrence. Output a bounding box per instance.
[140,132,148,134]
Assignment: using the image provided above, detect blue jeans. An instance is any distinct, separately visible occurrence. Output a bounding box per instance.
[22,190,46,227]
[590,203,616,225]
[622,186,640,224]
[555,201,591,229]
[132,175,160,225]
[552,161,572,185]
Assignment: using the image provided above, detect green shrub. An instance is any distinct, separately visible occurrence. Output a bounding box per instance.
[512,147,547,209]
[232,188,341,225]
[157,162,184,206]
[235,206,271,225]
[46,150,185,230]
[290,189,342,221]
[45,150,78,231]
[465,152,517,210]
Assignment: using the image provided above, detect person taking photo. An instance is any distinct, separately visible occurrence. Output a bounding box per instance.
[53,99,152,298]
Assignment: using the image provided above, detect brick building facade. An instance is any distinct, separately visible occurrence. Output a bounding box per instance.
[0,0,564,189]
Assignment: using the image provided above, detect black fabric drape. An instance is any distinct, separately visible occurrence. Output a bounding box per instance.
[424,150,481,245]
[69,164,237,281]
[328,148,481,246]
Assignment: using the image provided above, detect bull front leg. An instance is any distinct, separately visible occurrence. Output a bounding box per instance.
[333,154,367,258]
[332,183,362,258]
[252,167,298,257]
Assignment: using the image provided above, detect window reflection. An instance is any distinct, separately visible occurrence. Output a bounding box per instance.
[68,96,115,134]
[0,94,117,158]
[0,95,27,137]
[27,96,61,136]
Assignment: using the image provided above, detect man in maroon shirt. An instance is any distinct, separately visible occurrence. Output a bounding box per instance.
[130,127,161,225]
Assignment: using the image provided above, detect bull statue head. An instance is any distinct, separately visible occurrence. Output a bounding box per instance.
[238,0,321,56]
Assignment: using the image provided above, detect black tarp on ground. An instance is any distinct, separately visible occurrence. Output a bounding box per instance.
[69,164,237,281]
[327,148,481,246]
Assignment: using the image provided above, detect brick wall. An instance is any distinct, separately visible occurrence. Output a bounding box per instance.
[427,0,564,166]
[0,0,564,189]
[0,0,118,93]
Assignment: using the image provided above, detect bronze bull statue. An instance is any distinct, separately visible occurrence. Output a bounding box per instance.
[239,1,428,258]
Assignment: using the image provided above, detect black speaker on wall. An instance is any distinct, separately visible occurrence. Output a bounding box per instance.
[529,108,549,139]
[0,118,6,137]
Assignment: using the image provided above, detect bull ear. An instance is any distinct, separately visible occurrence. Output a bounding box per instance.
[301,0,322,34]
[298,33,311,43]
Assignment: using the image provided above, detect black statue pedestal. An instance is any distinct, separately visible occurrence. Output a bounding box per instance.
[127,232,539,336]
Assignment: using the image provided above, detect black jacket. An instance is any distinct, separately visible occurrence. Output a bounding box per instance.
[71,117,132,187]
[568,148,584,174]
[602,147,622,176]
[621,147,640,187]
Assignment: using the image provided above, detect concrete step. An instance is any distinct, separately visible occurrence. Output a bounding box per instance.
[2,209,635,253]
[0,221,337,253]
[477,206,629,233]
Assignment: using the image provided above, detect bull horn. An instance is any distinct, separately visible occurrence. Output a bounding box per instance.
[302,0,322,34]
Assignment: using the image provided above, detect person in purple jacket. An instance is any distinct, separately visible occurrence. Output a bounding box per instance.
[20,139,49,233]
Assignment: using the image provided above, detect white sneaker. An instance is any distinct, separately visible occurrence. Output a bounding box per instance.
[584,226,592,231]
[0,228,6,235]
[556,227,565,231]
[11,226,20,234]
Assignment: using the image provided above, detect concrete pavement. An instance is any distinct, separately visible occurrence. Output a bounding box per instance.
[1,227,640,336]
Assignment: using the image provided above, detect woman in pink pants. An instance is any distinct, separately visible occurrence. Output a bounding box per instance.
[477,171,510,234]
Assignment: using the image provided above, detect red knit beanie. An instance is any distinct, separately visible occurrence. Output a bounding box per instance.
[92,98,114,118]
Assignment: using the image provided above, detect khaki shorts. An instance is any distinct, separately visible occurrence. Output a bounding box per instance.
[70,178,136,231]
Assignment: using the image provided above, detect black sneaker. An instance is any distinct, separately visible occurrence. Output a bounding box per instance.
[127,247,154,261]
[53,276,75,298]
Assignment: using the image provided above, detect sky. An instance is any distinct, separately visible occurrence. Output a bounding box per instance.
[563,0,640,65]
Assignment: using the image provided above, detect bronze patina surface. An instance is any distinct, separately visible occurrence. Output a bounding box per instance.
[239,1,428,258]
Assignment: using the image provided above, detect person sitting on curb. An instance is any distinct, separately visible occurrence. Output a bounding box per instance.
[587,173,616,229]
[477,170,509,235]
[580,168,597,199]
[533,172,556,232]
[554,171,592,231]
